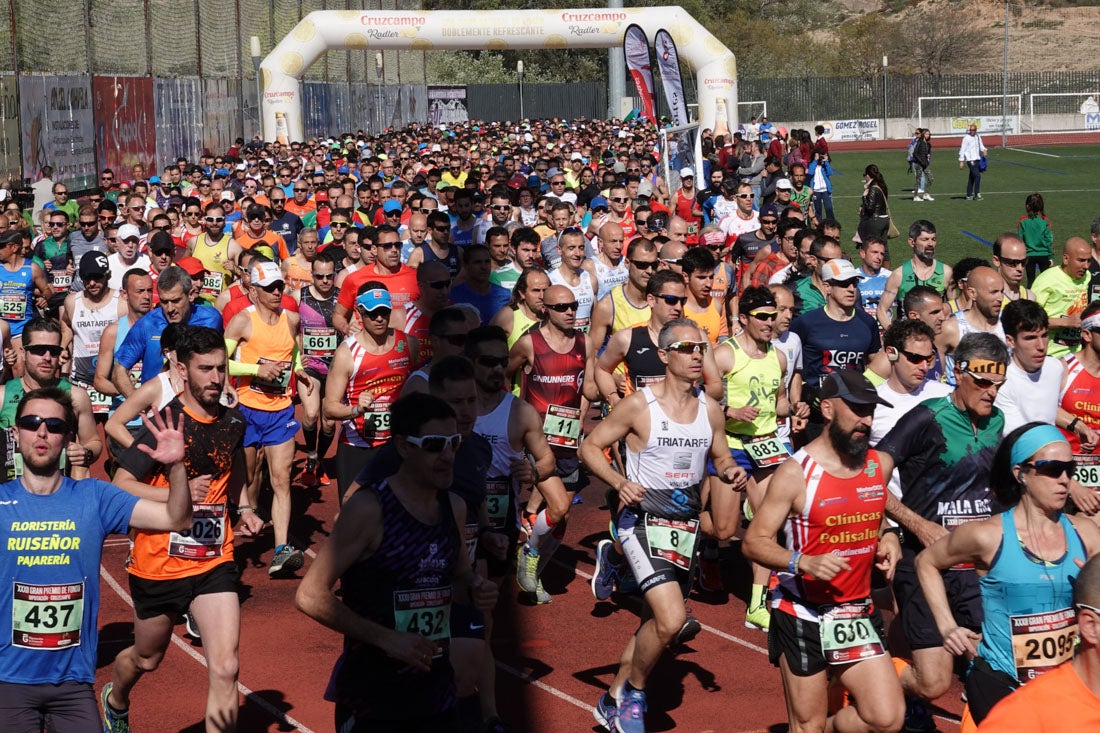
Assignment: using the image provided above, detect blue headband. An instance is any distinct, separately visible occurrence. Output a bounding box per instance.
[1010,424,1069,467]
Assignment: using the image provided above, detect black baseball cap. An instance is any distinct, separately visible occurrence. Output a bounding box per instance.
[78,251,110,279]
[819,370,893,407]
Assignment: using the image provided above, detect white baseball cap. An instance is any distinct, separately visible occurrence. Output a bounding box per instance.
[250,261,285,287]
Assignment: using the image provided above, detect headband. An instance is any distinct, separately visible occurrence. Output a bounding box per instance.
[1081,314,1100,332]
[956,358,1006,376]
[1009,424,1069,467]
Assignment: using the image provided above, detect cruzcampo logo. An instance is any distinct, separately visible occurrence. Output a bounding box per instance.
[864,459,878,477]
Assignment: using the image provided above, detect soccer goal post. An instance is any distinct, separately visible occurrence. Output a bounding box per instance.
[737,100,767,123]
[917,94,1021,137]
[1029,92,1100,135]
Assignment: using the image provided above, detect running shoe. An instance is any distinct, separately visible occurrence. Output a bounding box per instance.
[534,579,551,604]
[744,604,771,631]
[922,193,934,201]
[269,545,305,577]
[616,688,647,733]
[591,539,619,600]
[965,195,974,200]
[516,544,539,593]
[593,692,618,732]
[101,682,131,733]
[903,696,937,732]
[676,616,702,644]
[697,555,723,592]
[912,195,923,202]
[300,459,318,487]
[318,470,331,486]
[183,612,200,640]
[974,194,984,201]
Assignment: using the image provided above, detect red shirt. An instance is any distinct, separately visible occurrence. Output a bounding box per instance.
[337,264,420,313]
[221,284,299,327]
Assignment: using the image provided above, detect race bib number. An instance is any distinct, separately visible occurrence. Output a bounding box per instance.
[942,514,990,569]
[1011,607,1077,682]
[743,432,790,469]
[200,271,225,296]
[87,387,112,415]
[168,503,226,559]
[12,581,84,649]
[362,409,392,438]
[302,327,338,359]
[1055,327,1082,347]
[393,586,452,643]
[820,601,885,665]
[543,404,581,450]
[250,358,291,395]
[0,294,26,321]
[687,222,699,235]
[51,273,72,291]
[1075,454,1100,489]
[574,317,591,334]
[486,478,511,528]
[645,515,699,571]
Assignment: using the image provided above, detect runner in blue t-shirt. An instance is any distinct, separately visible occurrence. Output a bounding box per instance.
[0,386,190,731]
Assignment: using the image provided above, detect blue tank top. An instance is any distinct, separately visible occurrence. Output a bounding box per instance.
[113,317,143,425]
[976,510,1086,683]
[418,242,460,278]
[0,259,35,337]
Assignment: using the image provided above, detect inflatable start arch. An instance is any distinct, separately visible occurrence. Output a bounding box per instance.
[260,6,737,141]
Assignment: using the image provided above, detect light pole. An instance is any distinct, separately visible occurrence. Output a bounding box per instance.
[882,54,888,141]
[1002,0,1009,147]
[250,36,262,137]
[517,60,525,121]
[375,52,384,134]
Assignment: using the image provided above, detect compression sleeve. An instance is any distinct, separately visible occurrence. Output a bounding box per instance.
[224,337,260,377]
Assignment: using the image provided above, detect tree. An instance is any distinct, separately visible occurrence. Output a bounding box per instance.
[832,14,905,79]
[901,8,990,75]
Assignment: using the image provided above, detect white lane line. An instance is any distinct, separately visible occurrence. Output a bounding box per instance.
[98,565,317,733]
[495,660,593,712]
[1004,147,1059,157]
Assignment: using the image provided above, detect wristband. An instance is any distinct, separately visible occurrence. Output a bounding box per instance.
[236,505,256,517]
[788,551,802,575]
[1068,417,1081,433]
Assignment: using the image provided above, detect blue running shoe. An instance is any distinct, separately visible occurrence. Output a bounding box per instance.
[101,682,131,733]
[593,692,618,731]
[591,539,619,600]
[616,688,647,733]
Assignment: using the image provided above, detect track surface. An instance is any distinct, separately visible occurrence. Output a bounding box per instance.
[90,415,966,732]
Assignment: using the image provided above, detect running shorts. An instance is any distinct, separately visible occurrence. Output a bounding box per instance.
[768,605,888,677]
[893,548,982,650]
[128,561,240,620]
[0,680,99,733]
[240,404,300,448]
[616,506,697,596]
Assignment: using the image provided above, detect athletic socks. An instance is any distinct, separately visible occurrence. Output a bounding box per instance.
[302,423,318,456]
[749,583,766,610]
[317,429,335,465]
[527,509,556,550]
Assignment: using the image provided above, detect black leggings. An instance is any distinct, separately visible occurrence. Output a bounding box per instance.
[1025,256,1051,287]
[335,442,380,504]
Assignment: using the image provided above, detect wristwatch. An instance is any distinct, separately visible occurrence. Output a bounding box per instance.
[1068,417,1081,433]
[84,448,94,466]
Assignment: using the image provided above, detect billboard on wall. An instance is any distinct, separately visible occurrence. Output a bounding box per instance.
[428,87,468,127]
[818,119,882,142]
[154,77,204,164]
[93,76,156,176]
[19,75,96,190]
[0,77,21,183]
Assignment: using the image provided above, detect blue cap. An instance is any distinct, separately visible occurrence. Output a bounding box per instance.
[338,165,349,174]
[356,288,392,312]
[526,174,541,188]
[149,176,161,184]
[383,200,403,214]
[418,142,428,150]
[590,195,609,210]
[215,168,229,176]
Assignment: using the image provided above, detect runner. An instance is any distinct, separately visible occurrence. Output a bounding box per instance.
[490,267,547,356]
[296,253,339,488]
[915,421,1100,724]
[393,261,452,369]
[0,387,190,732]
[333,225,419,334]
[0,230,52,377]
[995,300,1064,433]
[589,221,629,302]
[877,220,952,329]
[223,261,313,576]
[296,392,497,733]
[581,318,745,733]
[402,307,469,396]
[489,227,539,292]
[681,247,727,344]
[103,326,264,733]
[187,202,241,304]
[59,252,122,420]
[1057,301,1100,454]
[282,225,319,295]
[548,228,597,333]
[743,369,904,733]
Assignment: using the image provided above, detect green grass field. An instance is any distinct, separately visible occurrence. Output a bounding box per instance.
[823,144,1100,269]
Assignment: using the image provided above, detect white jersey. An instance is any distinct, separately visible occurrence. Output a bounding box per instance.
[474,391,525,531]
[549,267,595,332]
[873,378,954,502]
[626,386,710,519]
[773,330,803,443]
[719,210,760,239]
[70,291,120,384]
[995,356,1064,433]
[955,308,1006,342]
[593,256,629,301]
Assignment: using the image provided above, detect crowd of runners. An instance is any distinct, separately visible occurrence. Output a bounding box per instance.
[1,115,1100,733]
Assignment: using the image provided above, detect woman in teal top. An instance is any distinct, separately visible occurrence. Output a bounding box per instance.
[915,422,1100,723]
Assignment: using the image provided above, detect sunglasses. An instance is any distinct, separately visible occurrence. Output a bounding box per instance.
[546,301,579,312]
[830,279,860,289]
[79,220,98,227]
[665,340,708,355]
[330,222,350,228]
[205,217,225,223]
[293,188,309,192]
[270,199,285,204]
[405,433,462,452]
[1023,459,1077,479]
[26,344,64,358]
[47,222,67,228]
[998,256,1026,268]
[656,294,688,306]
[491,205,511,211]
[964,370,1005,389]
[736,194,754,200]
[750,311,778,322]
[432,225,451,232]
[630,259,660,271]
[897,348,936,366]
[259,282,285,293]
[475,355,509,369]
[610,197,628,203]
[16,415,68,434]
[427,279,452,290]
[377,241,401,250]
[313,272,334,280]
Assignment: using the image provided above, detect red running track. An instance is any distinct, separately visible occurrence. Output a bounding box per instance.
[90,426,966,732]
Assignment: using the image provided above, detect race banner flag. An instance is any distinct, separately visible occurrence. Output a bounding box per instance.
[654,29,689,128]
[623,24,656,122]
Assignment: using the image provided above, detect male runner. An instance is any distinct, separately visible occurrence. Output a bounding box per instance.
[333,225,419,334]
[489,227,539,292]
[296,253,339,487]
[224,262,313,576]
[744,369,904,733]
[995,300,1064,432]
[588,221,629,302]
[449,245,511,326]
[282,225,319,295]
[188,202,241,303]
[60,252,122,419]
[1032,236,1091,359]
[548,228,597,333]
[681,247,727,344]
[877,220,952,328]
[991,233,1035,306]
[582,318,745,733]
[0,230,52,376]
[1058,301,1100,455]
[103,327,263,733]
[0,387,189,732]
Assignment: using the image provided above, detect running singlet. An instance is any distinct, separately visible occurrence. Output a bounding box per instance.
[896,260,946,314]
[0,259,35,337]
[326,480,457,719]
[548,268,594,332]
[284,257,313,293]
[685,300,727,345]
[624,326,666,394]
[119,399,246,580]
[609,283,651,335]
[474,393,525,531]
[857,268,890,321]
[1059,354,1100,453]
[722,337,781,449]
[876,396,1004,551]
[419,242,461,278]
[773,449,887,615]
[523,327,585,456]
[593,257,629,301]
[0,476,137,685]
[342,331,412,448]
[673,190,701,244]
[977,511,1084,684]
[69,291,120,387]
[299,288,338,376]
[404,302,432,369]
[625,386,708,519]
[237,306,295,412]
[191,233,234,297]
